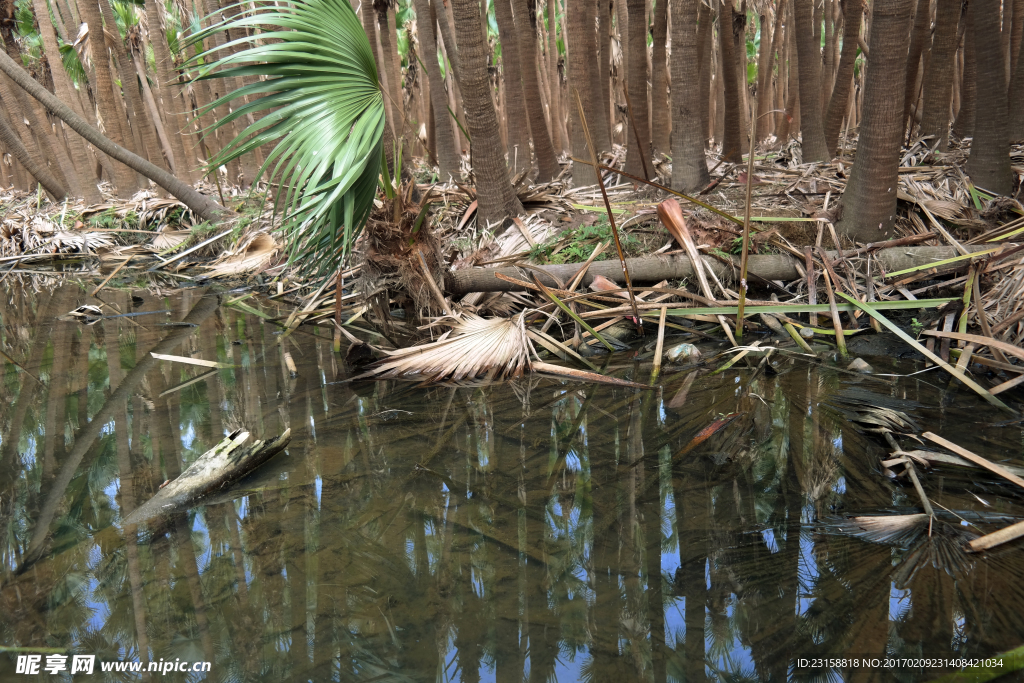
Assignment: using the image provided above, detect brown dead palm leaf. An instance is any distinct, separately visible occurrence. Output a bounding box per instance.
[368,313,532,381]
[203,233,278,277]
[152,230,190,251]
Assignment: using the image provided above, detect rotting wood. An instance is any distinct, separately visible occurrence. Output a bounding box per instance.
[124,429,291,525]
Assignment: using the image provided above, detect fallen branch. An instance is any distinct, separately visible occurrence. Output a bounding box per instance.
[124,429,291,525]
[446,245,1001,295]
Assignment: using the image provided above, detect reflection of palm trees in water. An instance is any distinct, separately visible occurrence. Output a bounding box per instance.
[5,285,1024,682]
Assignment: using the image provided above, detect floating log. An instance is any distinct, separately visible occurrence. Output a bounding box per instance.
[124,429,291,525]
[444,245,998,296]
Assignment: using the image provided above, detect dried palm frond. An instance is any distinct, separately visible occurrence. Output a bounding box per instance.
[152,230,190,250]
[368,313,532,381]
[823,387,922,434]
[826,514,976,585]
[826,514,931,546]
[203,233,278,277]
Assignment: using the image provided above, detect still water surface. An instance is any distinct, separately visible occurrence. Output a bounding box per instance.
[2,282,1024,682]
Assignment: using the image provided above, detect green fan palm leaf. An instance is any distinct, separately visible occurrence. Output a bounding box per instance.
[185,0,385,276]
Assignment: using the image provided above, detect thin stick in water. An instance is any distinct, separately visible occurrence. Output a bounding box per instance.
[736,94,757,340]
[652,306,667,382]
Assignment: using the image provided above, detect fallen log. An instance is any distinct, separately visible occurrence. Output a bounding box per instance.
[123,429,291,525]
[445,245,1000,296]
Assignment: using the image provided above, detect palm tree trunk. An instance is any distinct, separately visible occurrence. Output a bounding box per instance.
[546,0,567,151]
[671,0,710,192]
[145,0,198,184]
[822,0,835,110]
[838,0,915,241]
[217,0,267,176]
[718,3,744,163]
[450,0,522,221]
[823,0,862,154]
[376,0,401,134]
[793,0,829,161]
[0,46,231,219]
[1011,26,1024,140]
[512,0,560,180]
[651,0,669,156]
[965,0,1012,194]
[29,0,100,200]
[130,50,175,170]
[413,0,461,178]
[98,0,165,172]
[624,0,651,176]
[77,0,139,195]
[698,2,711,146]
[566,0,598,186]
[599,0,615,149]
[902,0,931,134]
[12,80,77,194]
[919,0,961,150]
[952,21,975,139]
[754,3,779,144]
[0,103,66,198]
[198,0,252,184]
[493,0,532,175]
[714,22,725,143]
[0,72,66,196]
[585,0,611,152]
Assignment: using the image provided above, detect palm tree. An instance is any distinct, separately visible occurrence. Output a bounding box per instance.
[965,0,1012,195]
[671,0,711,192]
[449,0,522,223]
[0,110,66,198]
[1011,19,1024,140]
[565,0,598,186]
[718,3,745,163]
[837,0,915,242]
[918,0,961,150]
[823,0,863,155]
[651,0,670,157]
[0,44,230,218]
[413,0,462,178]
[77,0,140,195]
[493,0,533,175]
[26,0,100,201]
[511,0,560,181]
[793,0,830,161]
[624,0,651,176]
[145,0,199,184]
[952,25,976,140]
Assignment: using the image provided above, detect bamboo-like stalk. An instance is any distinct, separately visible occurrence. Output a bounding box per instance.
[735,94,757,340]
[651,305,667,382]
[821,270,848,357]
[572,87,643,332]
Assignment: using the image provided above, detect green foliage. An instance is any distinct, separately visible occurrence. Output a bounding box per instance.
[58,42,86,86]
[110,0,140,40]
[14,0,35,38]
[530,221,641,265]
[185,0,385,278]
[14,0,42,62]
[87,210,119,230]
[911,318,924,336]
[164,0,184,54]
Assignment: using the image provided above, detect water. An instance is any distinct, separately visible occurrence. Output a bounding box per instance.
[2,281,1024,682]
